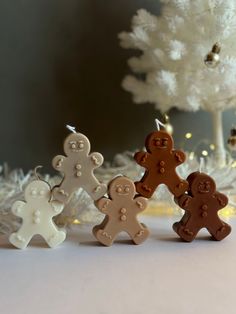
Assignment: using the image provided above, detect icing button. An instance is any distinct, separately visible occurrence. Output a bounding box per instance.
[33,210,40,217]
[159,160,165,166]
[75,164,82,170]
[33,217,40,224]
[120,215,127,221]
[120,208,127,214]
[76,171,82,177]
[159,167,165,174]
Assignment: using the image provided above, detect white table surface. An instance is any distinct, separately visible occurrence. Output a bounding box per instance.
[0,215,235,314]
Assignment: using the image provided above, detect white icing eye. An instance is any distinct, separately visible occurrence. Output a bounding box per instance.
[124,186,130,193]
[116,186,122,193]
[39,190,45,196]
[69,141,77,150]
[78,141,84,149]
[31,189,37,196]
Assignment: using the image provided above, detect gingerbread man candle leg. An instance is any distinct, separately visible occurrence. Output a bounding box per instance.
[41,224,66,248]
[84,176,107,201]
[135,173,158,198]
[165,173,189,197]
[9,227,33,249]
[92,216,109,235]
[207,218,231,241]
[94,223,119,247]
[173,218,200,242]
[127,222,149,245]
[52,183,74,203]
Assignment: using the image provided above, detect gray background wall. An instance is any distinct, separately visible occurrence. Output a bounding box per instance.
[0,0,234,172]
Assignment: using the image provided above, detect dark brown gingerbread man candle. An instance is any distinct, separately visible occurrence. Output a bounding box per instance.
[134,129,188,198]
[173,171,231,242]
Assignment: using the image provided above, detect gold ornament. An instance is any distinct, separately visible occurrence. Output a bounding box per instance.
[204,42,221,68]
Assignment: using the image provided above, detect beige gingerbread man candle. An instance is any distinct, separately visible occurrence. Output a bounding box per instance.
[9,168,66,249]
[52,125,107,203]
[93,176,149,246]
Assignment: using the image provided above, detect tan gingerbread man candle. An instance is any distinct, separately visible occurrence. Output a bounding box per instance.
[52,125,107,203]
[93,176,149,246]
[134,119,188,198]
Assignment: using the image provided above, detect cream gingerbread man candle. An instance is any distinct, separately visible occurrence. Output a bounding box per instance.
[9,169,66,249]
[52,125,107,203]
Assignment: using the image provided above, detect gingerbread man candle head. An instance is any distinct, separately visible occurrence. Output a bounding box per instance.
[24,180,51,202]
[109,176,136,199]
[52,126,107,203]
[134,120,188,198]
[63,133,90,156]
[93,176,149,246]
[173,171,231,242]
[146,131,173,152]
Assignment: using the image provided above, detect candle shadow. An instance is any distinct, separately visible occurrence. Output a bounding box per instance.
[79,240,102,247]
[157,235,213,242]
[79,238,134,247]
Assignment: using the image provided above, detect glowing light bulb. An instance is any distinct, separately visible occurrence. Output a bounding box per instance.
[189,152,195,160]
[202,150,208,156]
[185,132,192,139]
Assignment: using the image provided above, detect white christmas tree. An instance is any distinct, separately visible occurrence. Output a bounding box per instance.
[119,0,236,166]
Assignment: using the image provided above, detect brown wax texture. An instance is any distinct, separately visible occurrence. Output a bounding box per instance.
[173,171,231,242]
[52,132,107,203]
[134,130,188,198]
[93,176,149,246]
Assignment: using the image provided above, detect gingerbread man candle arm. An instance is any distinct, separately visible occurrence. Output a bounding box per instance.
[175,194,193,210]
[213,192,228,209]
[95,198,112,214]
[52,155,66,172]
[172,150,186,165]
[50,201,64,216]
[133,196,148,212]
[89,152,104,169]
[12,201,26,218]
[134,151,151,167]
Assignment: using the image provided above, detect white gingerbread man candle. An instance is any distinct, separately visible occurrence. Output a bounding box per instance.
[9,171,66,249]
[52,125,107,203]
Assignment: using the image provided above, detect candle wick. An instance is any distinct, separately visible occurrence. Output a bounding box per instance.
[34,165,43,180]
[199,157,204,173]
[155,118,165,131]
[66,124,77,133]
